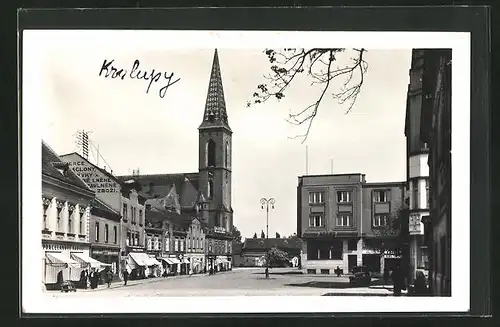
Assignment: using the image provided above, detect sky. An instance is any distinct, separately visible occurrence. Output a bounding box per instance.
[28,31,412,240]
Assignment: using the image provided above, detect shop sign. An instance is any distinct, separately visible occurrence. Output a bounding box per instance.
[128,247,145,252]
[409,214,424,235]
[92,248,120,256]
[43,243,88,252]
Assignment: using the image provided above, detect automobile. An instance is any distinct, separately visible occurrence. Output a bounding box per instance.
[349,266,371,287]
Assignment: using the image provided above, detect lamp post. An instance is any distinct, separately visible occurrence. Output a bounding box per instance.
[260,197,275,278]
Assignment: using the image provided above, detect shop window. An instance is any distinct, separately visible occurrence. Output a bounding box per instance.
[321,269,330,275]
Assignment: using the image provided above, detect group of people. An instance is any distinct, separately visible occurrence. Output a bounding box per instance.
[79,268,115,289]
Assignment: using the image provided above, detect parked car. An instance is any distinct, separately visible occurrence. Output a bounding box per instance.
[349,266,371,287]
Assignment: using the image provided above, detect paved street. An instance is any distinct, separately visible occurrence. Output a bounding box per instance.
[47,268,404,297]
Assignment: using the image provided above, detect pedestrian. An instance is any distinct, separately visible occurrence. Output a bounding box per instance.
[335,265,342,277]
[123,269,129,286]
[413,270,428,296]
[89,268,96,290]
[106,269,113,288]
[383,268,390,285]
[392,264,405,296]
[80,269,88,289]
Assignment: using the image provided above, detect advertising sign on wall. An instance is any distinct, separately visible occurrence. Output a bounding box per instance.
[67,160,119,193]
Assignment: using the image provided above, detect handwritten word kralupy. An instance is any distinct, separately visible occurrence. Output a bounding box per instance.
[98,59,181,98]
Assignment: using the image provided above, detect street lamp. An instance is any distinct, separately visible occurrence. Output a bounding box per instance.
[260,197,275,279]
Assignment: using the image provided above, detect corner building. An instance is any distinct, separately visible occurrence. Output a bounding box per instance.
[297,174,405,275]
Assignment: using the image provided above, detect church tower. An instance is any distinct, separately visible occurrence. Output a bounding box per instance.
[198,49,233,232]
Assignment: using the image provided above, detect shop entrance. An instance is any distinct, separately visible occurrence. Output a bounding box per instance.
[348,254,357,273]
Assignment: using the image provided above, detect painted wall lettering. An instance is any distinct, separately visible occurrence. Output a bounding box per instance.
[67,161,119,193]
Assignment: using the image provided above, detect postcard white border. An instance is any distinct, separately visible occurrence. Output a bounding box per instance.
[22,30,470,314]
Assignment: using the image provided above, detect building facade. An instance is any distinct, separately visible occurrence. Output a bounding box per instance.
[238,238,302,267]
[405,49,431,284]
[420,49,452,296]
[89,198,121,276]
[118,49,235,272]
[42,142,94,290]
[297,174,405,275]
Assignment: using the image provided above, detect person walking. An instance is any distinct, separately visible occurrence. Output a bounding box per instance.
[123,269,129,286]
[413,270,428,296]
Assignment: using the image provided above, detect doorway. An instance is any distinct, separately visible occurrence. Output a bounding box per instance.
[348,255,357,273]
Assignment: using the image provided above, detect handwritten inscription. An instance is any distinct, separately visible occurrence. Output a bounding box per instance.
[98,59,181,98]
[68,161,118,193]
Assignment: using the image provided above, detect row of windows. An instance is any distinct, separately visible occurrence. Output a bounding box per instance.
[126,231,141,247]
[308,190,389,204]
[95,222,118,244]
[123,203,143,225]
[43,203,86,235]
[308,214,389,228]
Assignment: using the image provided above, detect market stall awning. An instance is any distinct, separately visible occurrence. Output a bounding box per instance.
[71,252,111,270]
[160,257,173,265]
[46,252,80,268]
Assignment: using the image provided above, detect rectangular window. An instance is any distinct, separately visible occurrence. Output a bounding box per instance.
[68,208,74,233]
[104,224,109,243]
[139,209,143,225]
[337,191,352,203]
[174,239,179,251]
[308,214,324,227]
[147,236,152,250]
[123,204,128,221]
[79,216,83,235]
[308,191,324,204]
[373,214,389,227]
[180,239,184,251]
[113,226,117,244]
[126,231,131,246]
[56,208,62,232]
[95,222,99,242]
[373,190,389,203]
[165,237,170,252]
[336,214,352,227]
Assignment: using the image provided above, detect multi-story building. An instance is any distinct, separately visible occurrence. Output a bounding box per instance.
[420,49,452,296]
[297,174,405,275]
[88,198,121,277]
[60,153,150,279]
[41,142,94,290]
[118,49,234,273]
[186,217,206,274]
[405,49,431,284]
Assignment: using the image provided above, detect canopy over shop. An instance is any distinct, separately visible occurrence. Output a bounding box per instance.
[71,252,112,271]
[44,252,82,285]
[126,252,162,278]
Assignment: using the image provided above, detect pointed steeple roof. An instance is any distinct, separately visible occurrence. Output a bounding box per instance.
[199,49,232,132]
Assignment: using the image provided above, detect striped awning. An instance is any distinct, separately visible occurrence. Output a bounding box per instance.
[71,252,111,270]
[46,252,80,268]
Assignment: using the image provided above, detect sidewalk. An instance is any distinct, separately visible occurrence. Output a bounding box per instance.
[79,272,210,292]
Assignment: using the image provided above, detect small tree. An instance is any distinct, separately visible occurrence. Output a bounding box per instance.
[261,230,265,238]
[253,232,257,239]
[230,225,242,243]
[265,247,289,267]
[275,232,281,238]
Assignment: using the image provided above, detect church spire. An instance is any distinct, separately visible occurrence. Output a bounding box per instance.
[199,49,231,132]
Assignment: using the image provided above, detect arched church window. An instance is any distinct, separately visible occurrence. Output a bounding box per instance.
[207,139,216,167]
[225,142,229,167]
[208,180,214,199]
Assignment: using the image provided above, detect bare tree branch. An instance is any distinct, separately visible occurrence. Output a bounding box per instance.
[248,48,368,143]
